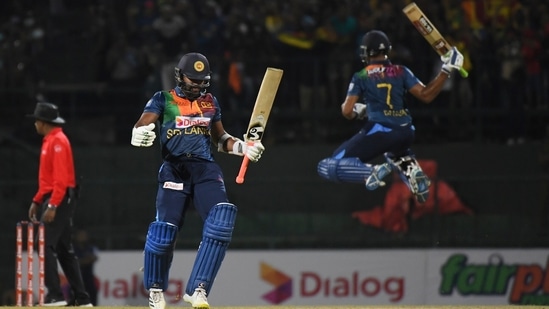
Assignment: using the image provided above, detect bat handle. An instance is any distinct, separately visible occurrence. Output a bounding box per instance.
[458,67,469,78]
[235,141,255,184]
[236,156,250,184]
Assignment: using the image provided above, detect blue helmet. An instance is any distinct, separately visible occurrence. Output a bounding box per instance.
[359,30,392,63]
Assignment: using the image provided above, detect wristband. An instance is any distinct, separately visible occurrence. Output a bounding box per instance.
[217,133,233,152]
[231,140,246,156]
[47,204,57,209]
[441,65,453,76]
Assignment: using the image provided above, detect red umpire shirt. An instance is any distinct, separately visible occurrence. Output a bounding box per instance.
[32,127,75,207]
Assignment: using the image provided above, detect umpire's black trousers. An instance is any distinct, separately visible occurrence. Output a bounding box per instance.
[40,189,90,303]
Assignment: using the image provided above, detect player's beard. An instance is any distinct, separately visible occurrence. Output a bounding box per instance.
[182,85,204,100]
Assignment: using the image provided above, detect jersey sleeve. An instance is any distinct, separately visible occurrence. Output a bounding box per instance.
[211,95,222,123]
[402,66,422,90]
[346,72,363,97]
[143,91,165,115]
[48,139,72,206]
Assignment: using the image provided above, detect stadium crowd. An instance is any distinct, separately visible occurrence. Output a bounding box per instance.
[1,0,548,144]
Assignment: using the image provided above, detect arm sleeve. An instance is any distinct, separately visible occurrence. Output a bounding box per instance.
[212,95,222,123]
[49,141,72,206]
[402,66,422,90]
[346,73,362,97]
[143,91,165,115]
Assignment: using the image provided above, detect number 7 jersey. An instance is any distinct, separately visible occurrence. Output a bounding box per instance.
[347,60,421,126]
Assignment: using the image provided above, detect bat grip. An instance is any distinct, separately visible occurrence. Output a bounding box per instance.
[236,156,250,184]
[458,67,469,78]
[235,141,254,184]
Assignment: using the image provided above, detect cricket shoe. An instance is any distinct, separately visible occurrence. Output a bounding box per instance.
[183,287,209,309]
[75,303,93,307]
[365,163,392,190]
[66,298,94,306]
[407,164,431,203]
[149,288,166,309]
[43,297,68,307]
[66,301,94,307]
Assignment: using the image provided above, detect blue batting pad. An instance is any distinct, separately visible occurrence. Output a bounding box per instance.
[317,157,373,183]
[143,221,179,290]
[186,203,237,295]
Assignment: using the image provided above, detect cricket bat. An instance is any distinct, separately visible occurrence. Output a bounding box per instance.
[235,67,283,184]
[402,2,468,78]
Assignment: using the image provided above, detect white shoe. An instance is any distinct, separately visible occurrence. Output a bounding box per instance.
[149,288,166,309]
[183,287,209,309]
[78,303,94,307]
[43,299,68,307]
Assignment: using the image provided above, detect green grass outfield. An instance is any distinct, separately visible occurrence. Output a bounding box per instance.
[4,305,549,309]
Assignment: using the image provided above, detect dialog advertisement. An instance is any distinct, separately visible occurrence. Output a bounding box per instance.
[41,249,549,306]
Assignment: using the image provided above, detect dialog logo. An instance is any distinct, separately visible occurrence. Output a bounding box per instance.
[260,262,292,304]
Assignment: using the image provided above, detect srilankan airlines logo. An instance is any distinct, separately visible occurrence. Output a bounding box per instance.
[260,262,292,304]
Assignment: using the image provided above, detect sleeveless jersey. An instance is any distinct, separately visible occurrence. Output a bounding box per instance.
[143,87,221,161]
[346,60,420,126]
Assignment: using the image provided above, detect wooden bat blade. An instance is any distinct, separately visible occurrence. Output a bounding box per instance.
[236,67,283,184]
[403,2,468,78]
[244,67,283,142]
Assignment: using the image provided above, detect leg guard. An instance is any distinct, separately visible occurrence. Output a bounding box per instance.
[143,222,179,290]
[317,157,373,183]
[385,153,431,202]
[186,203,237,295]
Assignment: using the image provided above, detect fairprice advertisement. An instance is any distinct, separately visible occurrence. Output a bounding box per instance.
[35,249,549,306]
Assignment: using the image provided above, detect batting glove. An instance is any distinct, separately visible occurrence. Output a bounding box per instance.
[232,139,265,162]
[441,46,464,75]
[353,103,367,120]
[131,123,156,147]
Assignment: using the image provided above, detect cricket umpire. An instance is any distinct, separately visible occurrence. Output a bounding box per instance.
[27,102,92,307]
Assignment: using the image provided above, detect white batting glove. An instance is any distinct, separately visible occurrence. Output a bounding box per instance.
[131,123,156,147]
[353,103,367,120]
[441,46,464,75]
[232,140,265,162]
[246,141,265,162]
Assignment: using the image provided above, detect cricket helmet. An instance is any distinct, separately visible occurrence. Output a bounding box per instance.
[174,52,211,99]
[360,30,392,62]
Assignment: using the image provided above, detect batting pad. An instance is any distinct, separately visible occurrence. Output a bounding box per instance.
[317,157,373,183]
[143,221,179,290]
[186,203,237,295]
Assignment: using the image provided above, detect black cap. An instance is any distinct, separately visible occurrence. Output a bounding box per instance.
[26,102,65,124]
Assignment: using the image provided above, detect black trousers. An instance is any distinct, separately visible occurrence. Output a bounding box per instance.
[40,190,90,303]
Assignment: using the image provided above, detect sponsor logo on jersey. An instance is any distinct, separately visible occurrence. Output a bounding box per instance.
[175,116,210,128]
[367,66,386,75]
[163,182,184,191]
